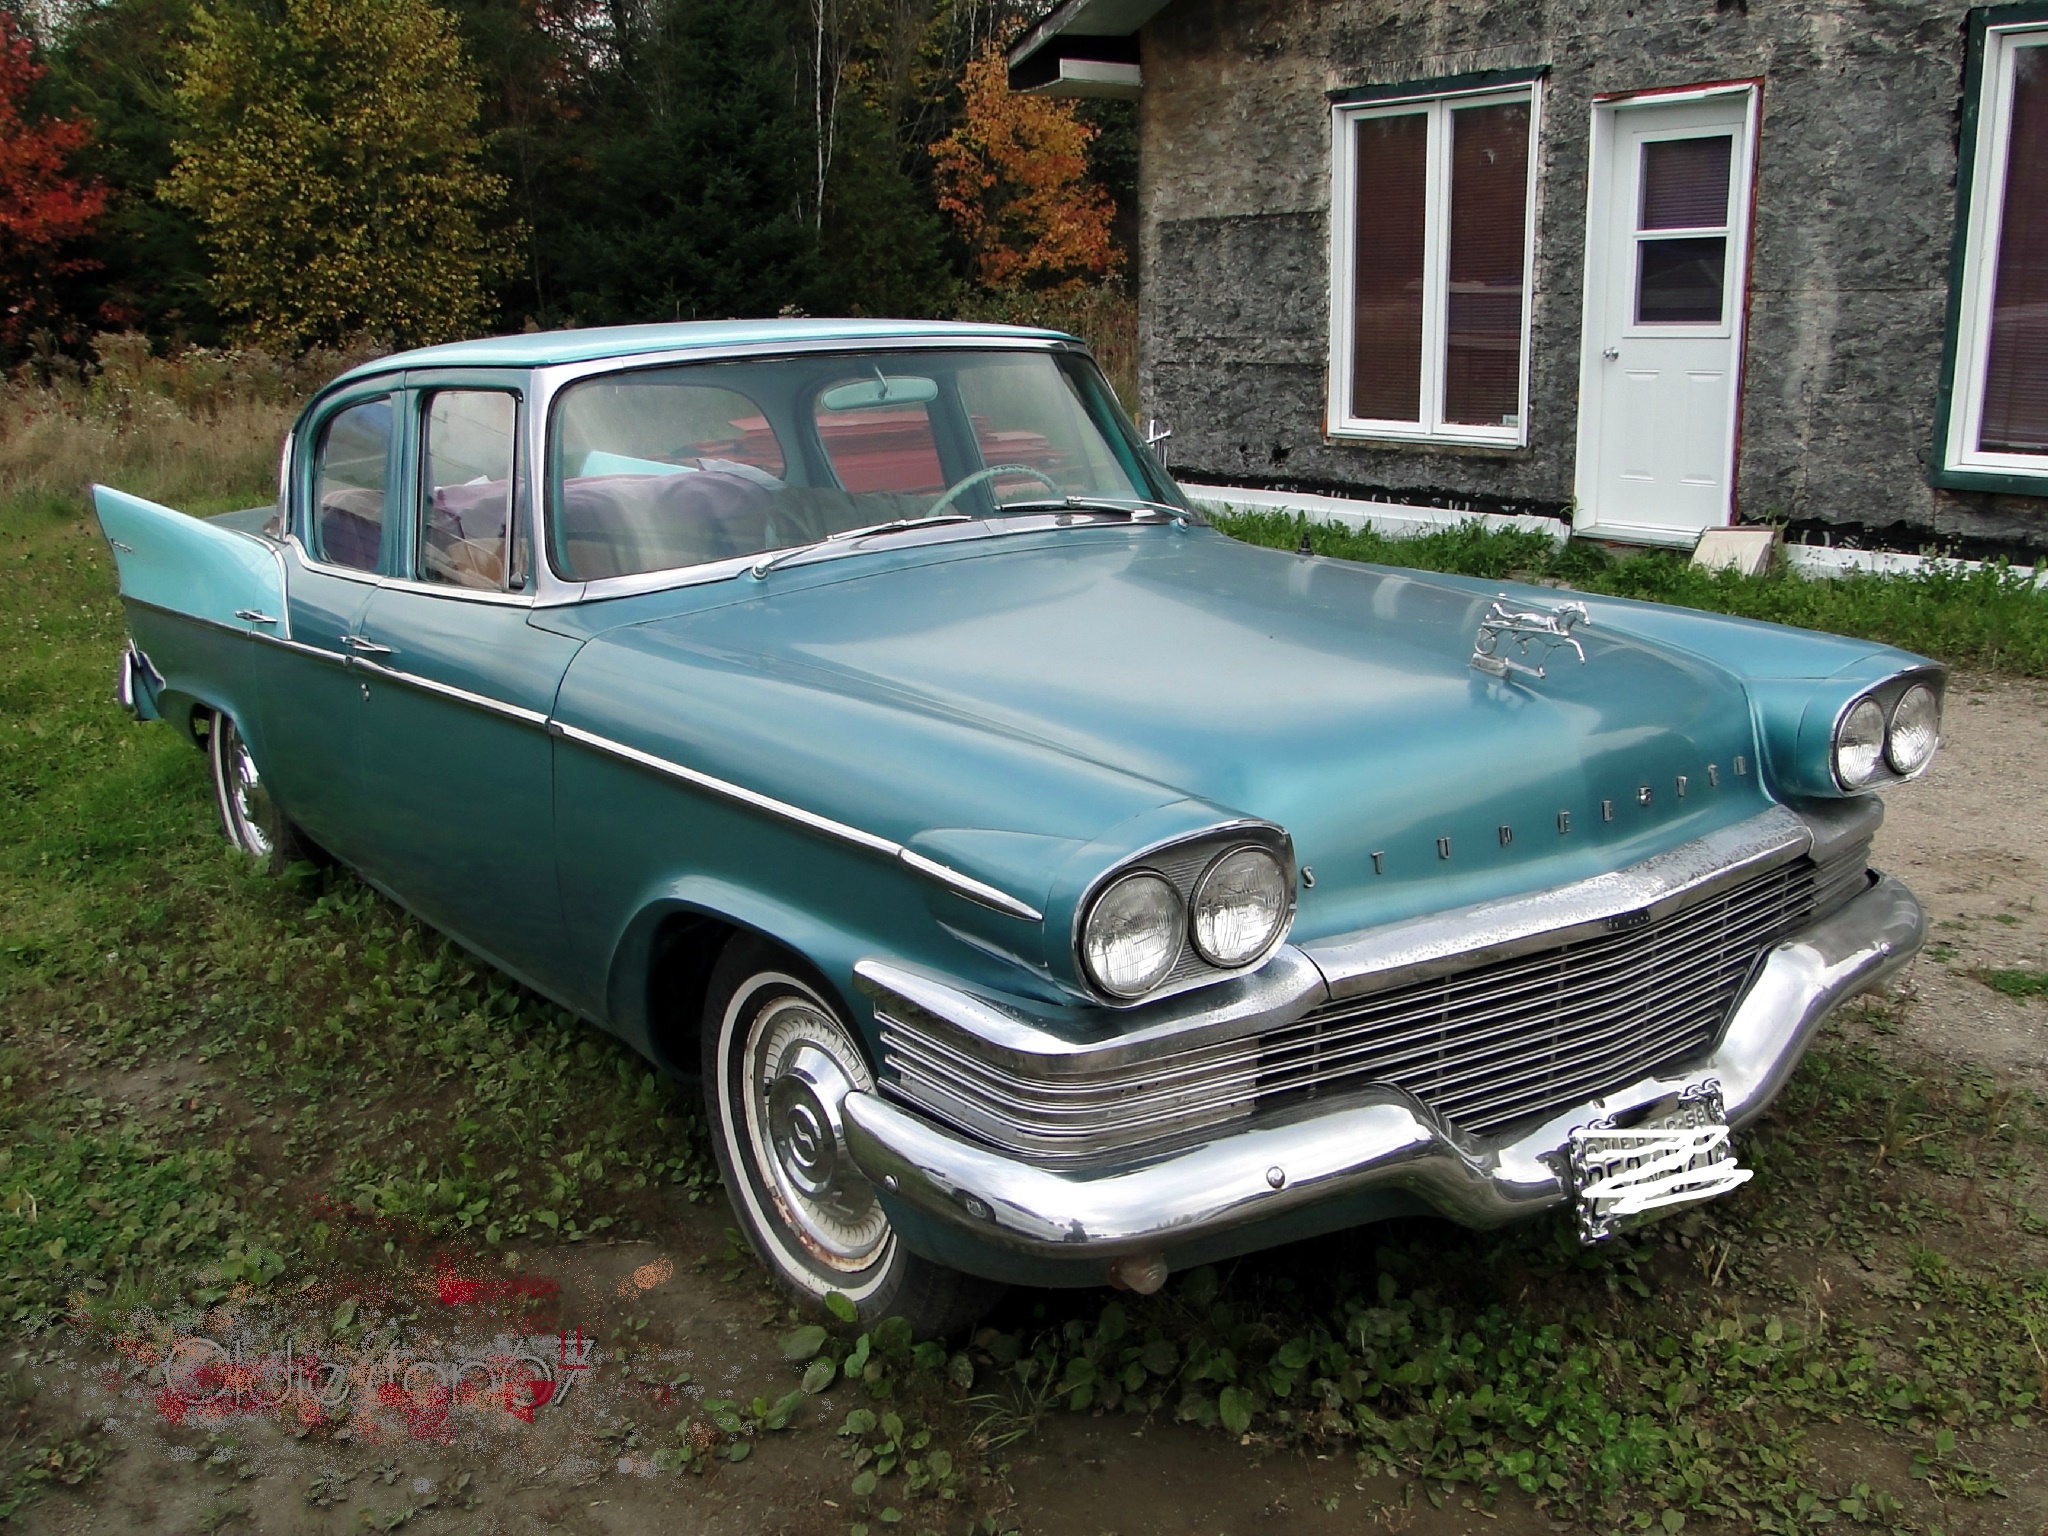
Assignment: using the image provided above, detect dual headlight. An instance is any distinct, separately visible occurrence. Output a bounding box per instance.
[1080,845,1292,999]
[1833,682,1941,789]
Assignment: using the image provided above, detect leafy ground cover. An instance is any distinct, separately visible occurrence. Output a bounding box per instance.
[2,396,2045,1530]
[1214,510,2048,678]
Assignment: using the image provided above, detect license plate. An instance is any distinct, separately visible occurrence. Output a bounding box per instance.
[1568,1085,1752,1243]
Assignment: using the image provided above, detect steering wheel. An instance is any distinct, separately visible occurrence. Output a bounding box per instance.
[923,463,1062,520]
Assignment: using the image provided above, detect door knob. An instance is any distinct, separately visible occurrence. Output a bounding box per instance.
[1602,346,1620,361]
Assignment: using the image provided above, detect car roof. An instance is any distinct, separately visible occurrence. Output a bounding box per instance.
[329,318,1078,384]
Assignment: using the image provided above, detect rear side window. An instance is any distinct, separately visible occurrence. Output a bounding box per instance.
[312,397,393,571]
[420,390,520,590]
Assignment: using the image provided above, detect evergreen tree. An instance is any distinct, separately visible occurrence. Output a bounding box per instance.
[535,0,817,324]
[44,0,216,342]
[162,0,512,349]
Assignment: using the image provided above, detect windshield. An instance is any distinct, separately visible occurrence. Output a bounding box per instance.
[546,348,1181,582]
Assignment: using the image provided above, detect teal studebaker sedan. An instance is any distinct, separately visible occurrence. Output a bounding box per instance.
[94,320,1939,1334]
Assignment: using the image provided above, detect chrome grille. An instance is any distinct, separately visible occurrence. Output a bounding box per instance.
[1272,858,1815,1136]
[879,841,1867,1167]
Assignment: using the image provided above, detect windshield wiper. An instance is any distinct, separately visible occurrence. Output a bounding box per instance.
[748,512,974,580]
[995,496,1194,524]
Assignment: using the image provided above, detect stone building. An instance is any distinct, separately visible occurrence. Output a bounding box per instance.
[1008,0,2048,555]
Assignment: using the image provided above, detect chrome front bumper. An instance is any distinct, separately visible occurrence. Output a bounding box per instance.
[841,871,1923,1262]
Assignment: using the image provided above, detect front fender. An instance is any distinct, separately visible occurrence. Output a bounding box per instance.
[598,876,902,1068]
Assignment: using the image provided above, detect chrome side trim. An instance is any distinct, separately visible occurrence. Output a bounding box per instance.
[1306,806,1812,1002]
[896,850,1046,923]
[349,656,552,728]
[373,575,536,607]
[248,628,349,666]
[548,720,1044,922]
[842,873,1926,1260]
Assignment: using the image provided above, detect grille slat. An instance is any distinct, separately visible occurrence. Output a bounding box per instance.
[881,844,1859,1164]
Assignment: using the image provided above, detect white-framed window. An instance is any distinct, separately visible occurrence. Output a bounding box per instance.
[1327,79,1542,447]
[1944,18,2048,480]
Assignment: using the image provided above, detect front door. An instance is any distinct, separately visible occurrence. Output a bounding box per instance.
[350,379,583,998]
[1574,88,1758,544]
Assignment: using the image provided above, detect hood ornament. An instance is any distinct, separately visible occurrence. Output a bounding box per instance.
[1471,594,1590,681]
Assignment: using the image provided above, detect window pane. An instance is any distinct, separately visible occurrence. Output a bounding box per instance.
[1981,45,2048,453]
[1443,101,1530,427]
[1636,236,1726,323]
[552,378,788,580]
[1350,111,1429,422]
[1640,136,1732,230]
[313,398,391,571]
[421,392,516,589]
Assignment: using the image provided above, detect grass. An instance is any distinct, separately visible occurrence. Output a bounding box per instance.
[3,353,2046,1530]
[1978,968,2048,999]
[1214,509,2048,677]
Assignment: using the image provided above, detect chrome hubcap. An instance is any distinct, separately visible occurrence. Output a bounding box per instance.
[746,995,887,1270]
[224,724,274,859]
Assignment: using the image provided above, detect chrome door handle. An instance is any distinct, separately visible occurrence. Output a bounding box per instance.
[234,609,278,625]
[343,635,393,656]
[1602,346,1620,361]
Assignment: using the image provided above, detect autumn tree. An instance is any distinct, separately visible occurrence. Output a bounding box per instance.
[0,10,109,351]
[930,44,1121,292]
[163,0,512,350]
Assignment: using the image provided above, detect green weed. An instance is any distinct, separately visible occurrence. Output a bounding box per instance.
[1978,968,2048,998]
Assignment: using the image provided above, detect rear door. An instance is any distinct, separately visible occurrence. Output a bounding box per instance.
[258,385,399,861]
[349,372,582,993]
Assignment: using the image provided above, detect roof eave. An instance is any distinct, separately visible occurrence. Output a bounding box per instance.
[1006,0,1170,96]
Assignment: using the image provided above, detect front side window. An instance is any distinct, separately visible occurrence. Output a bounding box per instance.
[420,390,521,590]
[311,396,393,571]
[548,350,1170,583]
[1943,18,2048,479]
[1329,82,1540,445]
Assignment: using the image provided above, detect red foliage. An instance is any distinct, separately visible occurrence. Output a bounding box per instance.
[0,11,107,347]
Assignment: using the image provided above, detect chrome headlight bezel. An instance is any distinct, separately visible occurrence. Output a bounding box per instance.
[1827,670,1945,792]
[1073,822,1297,1006]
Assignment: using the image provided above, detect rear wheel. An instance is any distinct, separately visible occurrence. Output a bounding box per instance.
[207,712,309,875]
[701,935,1002,1337]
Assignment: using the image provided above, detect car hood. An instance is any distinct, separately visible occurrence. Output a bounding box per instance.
[557,528,1778,944]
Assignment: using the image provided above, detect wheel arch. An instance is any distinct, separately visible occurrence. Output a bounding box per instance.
[603,879,872,1079]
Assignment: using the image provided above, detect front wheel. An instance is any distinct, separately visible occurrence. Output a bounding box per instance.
[207,712,310,875]
[701,936,1002,1337]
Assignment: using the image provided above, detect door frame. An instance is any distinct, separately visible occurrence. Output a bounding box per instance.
[1572,80,1763,546]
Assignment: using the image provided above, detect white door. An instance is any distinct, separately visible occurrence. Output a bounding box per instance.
[1574,89,1758,544]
